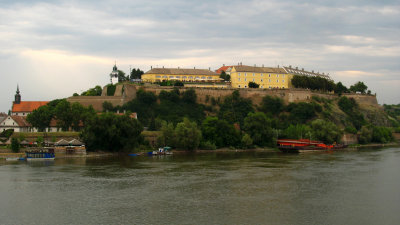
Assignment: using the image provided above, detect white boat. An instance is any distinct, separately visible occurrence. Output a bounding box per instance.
[5,157,20,161]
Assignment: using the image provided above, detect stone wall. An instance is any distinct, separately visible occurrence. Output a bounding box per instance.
[341,134,358,145]
[68,83,379,111]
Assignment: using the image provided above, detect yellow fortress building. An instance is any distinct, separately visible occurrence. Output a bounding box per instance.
[142,67,221,83]
[228,65,331,89]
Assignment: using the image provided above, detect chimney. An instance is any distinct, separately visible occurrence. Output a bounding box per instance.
[209,67,211,70]
[296,67,298,70]
[194,67,195,69]
[151,65,152,69]
[240,62,242,66]
[278,65,279,68]
[312,70,314,73]
[223,64,225,67]
[262,64,264,67]
[289,65,292,68]
[254,64,256,67]
[163,66,164,68]
[302,68,304,71]
[178,66,180,69]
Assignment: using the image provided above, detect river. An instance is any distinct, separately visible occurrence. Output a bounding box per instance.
[1,147,400,225]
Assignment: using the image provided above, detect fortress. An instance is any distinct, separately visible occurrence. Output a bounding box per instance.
[67,83,378,111]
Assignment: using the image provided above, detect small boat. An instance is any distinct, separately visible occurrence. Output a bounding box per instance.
[25,148,55,161]
[277,139,345,153]
[5,157,20,161]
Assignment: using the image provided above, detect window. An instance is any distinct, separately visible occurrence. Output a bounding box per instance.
[245,73,247,76]
[269,74,271,77]
[208,77,212,79]
[189,76,193,79]
[245,78,247,81]
[261,79,263,82]
[277,74,279,78]
[169,76,174,78]
[261,73,263,76]
[176,76,180,78]
[163,75,167,78]
[277,80,279,83]
[239,85,241,87]
[282,80,285,83]
[269,86,271,88]
[156,76,161,78]
[269,79,271,82]
[282,74,285,78]
[245,85,247,88]
[253,73,255,76]
[252,78,255,81]
[238,73,241,76]
[261,85,263,88]
[238,78,241,81]
[183,76,187,79]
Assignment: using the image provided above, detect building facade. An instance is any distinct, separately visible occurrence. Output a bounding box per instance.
[229,65,292,89]
[142,68,222,83]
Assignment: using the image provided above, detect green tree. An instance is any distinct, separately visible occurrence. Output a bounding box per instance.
[157,121,176,147]
[218,90,254,126]
[118,70,128,82]
[350,81,368,94]
[130,68,144,80]
[248,82,259,88]
[11,137,20,153]
[359,126,373,144]
[174,118,202,150]
[259,95,284,116]
[102,101,114,112]
[283,124,312,139]
[311,119,342,144]
[80,113,144,152]
[286,102,316,124]
[241,133,253,149]
[26,105,53,132]
[334,82,348,95]
[81,85,102,96]
[201,117,240,148]
[71,102,86,131]
[54,100,73,131]
[243,112,274,147]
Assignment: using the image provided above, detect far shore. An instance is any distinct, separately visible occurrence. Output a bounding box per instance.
[1,142,399,159]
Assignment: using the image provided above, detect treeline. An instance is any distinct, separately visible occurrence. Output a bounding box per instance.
[27,99,96,132]
[290,75,371,95]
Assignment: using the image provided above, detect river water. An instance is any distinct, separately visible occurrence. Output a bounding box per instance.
[1,147,400,225]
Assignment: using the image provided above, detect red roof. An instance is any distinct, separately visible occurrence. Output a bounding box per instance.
[10,116,31,127]
[12,101,49,112]
[215,66,232,74]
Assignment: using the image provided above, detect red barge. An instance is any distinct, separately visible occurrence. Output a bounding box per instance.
[277,139,345,153]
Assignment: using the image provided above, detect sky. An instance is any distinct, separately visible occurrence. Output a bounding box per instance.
[0,0,399,112]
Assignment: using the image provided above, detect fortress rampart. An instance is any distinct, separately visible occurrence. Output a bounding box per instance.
[68,83,379,111]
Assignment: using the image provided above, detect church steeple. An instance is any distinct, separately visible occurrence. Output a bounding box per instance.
[14,85,21,104]
[110,61,119,84]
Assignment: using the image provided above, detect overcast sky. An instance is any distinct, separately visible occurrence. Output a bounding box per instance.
[1,0,399,112]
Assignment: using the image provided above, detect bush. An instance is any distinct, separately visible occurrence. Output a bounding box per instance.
[372,126,394,143]
[0,129,14,139]
[200,141,217,150]
[344,126,357,134]
[11,137,20,153]
[106,84,116,96]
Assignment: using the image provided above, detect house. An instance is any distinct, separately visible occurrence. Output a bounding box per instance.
[142,67,222,83]
[11,86,49,116]
[0,115,31,132]
[0,115,60,133]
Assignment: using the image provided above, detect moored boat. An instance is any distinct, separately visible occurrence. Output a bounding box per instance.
[25,148,55,160]
[277,139,345,153]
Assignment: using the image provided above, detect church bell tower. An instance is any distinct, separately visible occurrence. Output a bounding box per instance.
[14,85,21,104]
